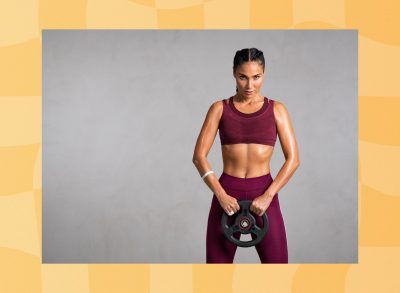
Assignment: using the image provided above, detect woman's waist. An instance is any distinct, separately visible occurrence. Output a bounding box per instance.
[221,168,271,179]
[222,162,271,179]
[218,169,273,192]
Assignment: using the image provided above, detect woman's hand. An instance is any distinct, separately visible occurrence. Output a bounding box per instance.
[217,193,240,216]
[250,195,273,216]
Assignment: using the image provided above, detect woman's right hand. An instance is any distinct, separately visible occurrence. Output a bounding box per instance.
[217,193,240,216]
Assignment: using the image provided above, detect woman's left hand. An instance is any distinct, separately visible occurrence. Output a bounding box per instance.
[250,195,273,216]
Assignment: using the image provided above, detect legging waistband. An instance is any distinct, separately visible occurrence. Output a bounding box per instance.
[219,172,273,191]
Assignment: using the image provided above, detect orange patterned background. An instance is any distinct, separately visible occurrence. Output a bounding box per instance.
[1,0,400,292]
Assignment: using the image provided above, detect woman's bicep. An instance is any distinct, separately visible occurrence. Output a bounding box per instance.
[274,101,299,163]
[193,101,222,159]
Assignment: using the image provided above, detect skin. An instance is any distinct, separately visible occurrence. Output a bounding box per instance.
[192,61,300,218]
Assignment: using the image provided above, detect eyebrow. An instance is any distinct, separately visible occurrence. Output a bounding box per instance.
[237,73,262,77]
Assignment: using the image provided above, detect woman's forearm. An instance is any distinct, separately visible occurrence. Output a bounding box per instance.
[192,156,226,199]
[263,158,299,199]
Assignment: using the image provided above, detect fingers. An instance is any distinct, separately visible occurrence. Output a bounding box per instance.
[235,201,240,210]
[250,202,265,217]
[225,205,239,216]
[225,206,234,216]
[225,198,240,216]
[226,210,234,216]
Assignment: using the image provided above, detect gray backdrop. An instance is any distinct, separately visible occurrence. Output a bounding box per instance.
[42,30,358,263]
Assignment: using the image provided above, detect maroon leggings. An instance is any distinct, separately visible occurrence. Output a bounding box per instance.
[206,172,288,263]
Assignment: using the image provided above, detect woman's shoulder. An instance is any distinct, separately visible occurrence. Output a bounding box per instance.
[206,99,225,119]
[210,99,223,109]
[271,98,283,108]
[210,97,230,110]
[272,99,288,111]
[214,97,230,106]
[270,98,290,122]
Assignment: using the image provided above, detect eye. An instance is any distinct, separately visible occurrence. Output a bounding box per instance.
[239,76,246,80]
[254,75,260,80]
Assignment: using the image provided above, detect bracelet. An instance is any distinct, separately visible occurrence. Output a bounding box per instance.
[201,170,214,180]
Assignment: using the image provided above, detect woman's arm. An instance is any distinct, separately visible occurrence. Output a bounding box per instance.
[192,100,241,215]
[192,101,226,198]
[263,100,300,199]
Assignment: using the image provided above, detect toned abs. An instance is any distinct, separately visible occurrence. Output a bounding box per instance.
[222,144,274,178]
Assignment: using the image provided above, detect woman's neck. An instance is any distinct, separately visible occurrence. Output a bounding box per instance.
[234,93,263,104]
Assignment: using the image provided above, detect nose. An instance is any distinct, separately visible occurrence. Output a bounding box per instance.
[246,80,253,89]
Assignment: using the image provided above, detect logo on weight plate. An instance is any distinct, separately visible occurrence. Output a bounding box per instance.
[240,219,250,228]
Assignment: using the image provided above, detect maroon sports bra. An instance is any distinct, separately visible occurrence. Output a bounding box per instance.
[218,96,277,146]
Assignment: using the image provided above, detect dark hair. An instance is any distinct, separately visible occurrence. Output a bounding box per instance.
[233,48,265,92]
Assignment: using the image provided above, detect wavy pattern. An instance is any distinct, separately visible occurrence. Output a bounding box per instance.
[359,97,400,145]
[359,183,400,245]
[87,0,157,28]
[42,265,90,293]
[345,0,400,45]
[0,248,41,292]
[232,265,299,292]
[359,36,400,96]
[39,0,87,28]
[0,39,41,95]
[345,247,400,292]
[292,265,351,293]
[150,265,192,292]
[0,0,399,291]
[0,144,40,195]
[250,0,293,28]
[0,0,39,46]
[88,265,150,292]
[359,140,400,196]
[157,4,204,28]
[204,0,250,28]
[293,0,345,27]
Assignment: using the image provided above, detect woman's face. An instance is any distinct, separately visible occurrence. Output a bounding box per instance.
[233,61,265,98]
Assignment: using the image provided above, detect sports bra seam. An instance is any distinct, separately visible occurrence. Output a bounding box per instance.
[230,98,266,117]
[220,99,225,120]
[227,97,272,119]
[221,140,276,145]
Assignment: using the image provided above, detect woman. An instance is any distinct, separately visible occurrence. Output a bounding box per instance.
[192,48,300,264]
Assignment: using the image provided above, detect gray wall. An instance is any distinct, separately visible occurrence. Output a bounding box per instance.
[43,30,358,263]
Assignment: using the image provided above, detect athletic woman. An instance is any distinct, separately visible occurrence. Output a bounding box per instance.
[192,48,300,263]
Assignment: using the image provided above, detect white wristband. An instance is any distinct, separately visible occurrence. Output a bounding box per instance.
[201,170,214,180]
